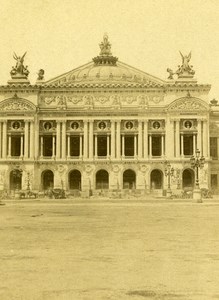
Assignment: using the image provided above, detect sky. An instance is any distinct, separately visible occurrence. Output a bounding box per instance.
[0,0,218,99]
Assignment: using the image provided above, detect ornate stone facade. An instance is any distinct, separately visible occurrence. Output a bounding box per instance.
[0,35,217,196]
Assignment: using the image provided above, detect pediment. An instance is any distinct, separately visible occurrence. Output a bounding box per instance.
[45,61,165,87]
[167,97,209,112]
[0,94,36,112]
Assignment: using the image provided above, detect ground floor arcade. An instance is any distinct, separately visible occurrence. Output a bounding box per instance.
[0,162,210,196]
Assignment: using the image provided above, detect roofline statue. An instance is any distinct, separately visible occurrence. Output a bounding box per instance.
[10,52,29,79]
[167,51,195,81]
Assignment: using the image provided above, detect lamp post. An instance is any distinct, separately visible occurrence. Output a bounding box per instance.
[164,161,174,197]
[190,149,205,202]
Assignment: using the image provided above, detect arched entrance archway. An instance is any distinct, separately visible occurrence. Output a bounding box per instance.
[96,169,109,189]
[69,170,81,190]
[150,169,163,189]
[42,170,54,190]
[10,169,22,190]
[123,169,136,189]
[182,169,194,189]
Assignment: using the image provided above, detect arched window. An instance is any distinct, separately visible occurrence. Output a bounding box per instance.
[96,170,109,189]
[123,169,136,189]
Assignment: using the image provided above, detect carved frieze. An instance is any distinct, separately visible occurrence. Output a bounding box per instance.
[40,93,163,108]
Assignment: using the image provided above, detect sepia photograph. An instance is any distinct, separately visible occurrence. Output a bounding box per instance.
[1,0,219,299]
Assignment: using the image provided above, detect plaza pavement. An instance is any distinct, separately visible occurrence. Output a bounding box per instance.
[1,197,219,300]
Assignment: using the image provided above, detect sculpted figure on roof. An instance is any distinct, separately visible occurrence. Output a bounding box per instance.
[99,33,112,56]
[10,52,29,78]
[167,51,195,80]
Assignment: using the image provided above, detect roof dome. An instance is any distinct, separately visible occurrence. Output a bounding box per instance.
[45,34,165,87]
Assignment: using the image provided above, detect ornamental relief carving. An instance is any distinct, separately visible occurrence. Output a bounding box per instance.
[40,94,163,107]
[0,100,35,111]
[168,99,208,111]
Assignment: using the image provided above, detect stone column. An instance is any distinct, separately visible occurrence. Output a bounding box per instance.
[149,135,152,157]
[217,137,219,159]
[111,121,115,159]
[24,120,29,158]
[67,135,70,158]
[107,134,110,157]
[161,135,164,157]
[29,121,34,159]
[2,121,7,159]
[175,120,180,157]
[197,119,202,154]
[83,120,88,159]
[61,121,66,159]
[52,135,55,158]
[79,135,82,158]
[34,119,39,159]
[89,120,94,159]
[165,118,174,159]
[138,121,143,159]
[94,134,98,158]
[134,134,137,157]
[143,120,148,159]
[20,135,24,157]
[203,120,208,157]
[180,134,184,156]
[193,134,196,155]
[0,122,2,158]
[8,134,11,157]
[56,121,61,159]
[40,136,43,157]
[116,120,121,158]
[122,135,125,157]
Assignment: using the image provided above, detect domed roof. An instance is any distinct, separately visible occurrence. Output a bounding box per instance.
[45,34,165,87]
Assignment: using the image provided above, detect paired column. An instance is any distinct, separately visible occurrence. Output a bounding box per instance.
[67,135,70,157]
[134,134,137,157]
[203,120,208,157]
[83,120,88,159]
[8,135,11,157]
[94,134,98,157]
[89,120,93,159]
[56,121,61,159]
[0,122,2,158]
[24,120,29,158]
[29,121,34,159]
[122,135,125,157]
[40,136,43,157]
[197,120,202,153]
[161,135,164,156]
[107,134,110,157]
[20,135,24,157]
[52,135,56,158]
[149,135,152,157]
[143,120,148,158]
[79,135,83,157]
[61,121,66,159]
[34,118,39,159]
[2,121,7,159]
[180,134,184,156]
[138,121,143,159]
[175,120,180,157]
[116,120,121,158]
[111,121,115,159]
[193,135,196,156]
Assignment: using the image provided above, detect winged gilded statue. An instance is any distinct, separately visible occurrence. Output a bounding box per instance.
[179,51,192,72]
[13,52,27,74]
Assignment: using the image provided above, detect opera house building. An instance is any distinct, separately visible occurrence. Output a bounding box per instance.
[0,35,218,197]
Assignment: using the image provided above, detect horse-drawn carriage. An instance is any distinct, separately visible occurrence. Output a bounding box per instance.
[45,188,66,199]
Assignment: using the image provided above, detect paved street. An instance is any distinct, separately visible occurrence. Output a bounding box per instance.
[1,199,219,300]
